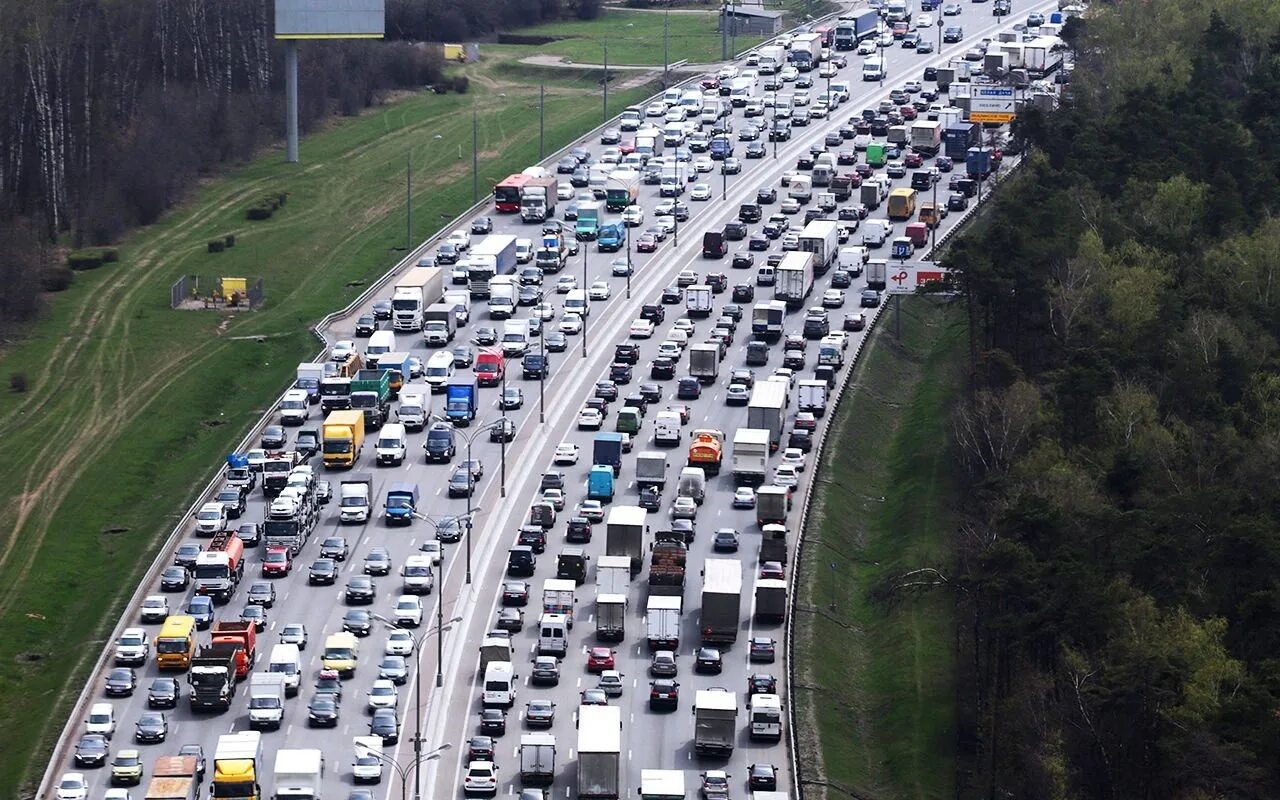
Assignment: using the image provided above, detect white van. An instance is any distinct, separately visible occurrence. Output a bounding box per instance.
[375,423,407,467]
[749,693,783,741]
[424,351,454,393]
[829,80,850,103]
[862,56,886,82]
[654,411,683,446]
[537,613,570,657]
[564,289,589,318]
[365,331,396,367]
[862,219,892,247]
[86,702,116,738]
[267,643,302,696]
[397,391,427,431]
[662,124,686,147]
[662,88,682,108]
[401,555,435,594]
[788,175,813,204]
[677,466,707,504]
[501,320,529,358]
[279,389,310,425]
[482,661,517,707]
[838,246,869,276]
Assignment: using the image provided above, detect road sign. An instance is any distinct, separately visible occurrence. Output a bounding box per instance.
[971,86,1017,124]
[970,112,1016,123]
[886,264,956,296]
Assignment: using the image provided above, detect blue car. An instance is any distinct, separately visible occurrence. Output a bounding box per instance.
[186,596,214,629]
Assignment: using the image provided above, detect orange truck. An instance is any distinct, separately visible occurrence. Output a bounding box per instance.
[686,429,725,476]
[210,621,257,680]
[193,532,245,603]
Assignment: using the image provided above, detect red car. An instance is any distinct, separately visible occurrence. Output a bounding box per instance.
[587,647,616,673]
[899,105,918,120]
[903,152,924,168]
[262,547,291,577]
[636,234,659,253]
[836,150,857,165]
[701,77,720,90]
[759,561,785,580]
[618,141,636,156]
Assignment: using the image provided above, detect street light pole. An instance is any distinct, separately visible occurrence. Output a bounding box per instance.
[539,83,546,160]
[539,294,547,422]
[602,38,609,125]
[581,245,589,358]
[472,105,479,204]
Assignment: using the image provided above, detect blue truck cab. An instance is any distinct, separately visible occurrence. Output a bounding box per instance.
[445,377,478,425]
[592,433,624,477]
[385,482,420,525]
[597,223,625,253]
[587,465,615,501]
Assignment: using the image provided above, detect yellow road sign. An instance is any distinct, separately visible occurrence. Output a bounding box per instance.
[970,112,1016,124]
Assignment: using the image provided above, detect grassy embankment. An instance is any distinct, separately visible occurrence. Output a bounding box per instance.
[794,298,964,800]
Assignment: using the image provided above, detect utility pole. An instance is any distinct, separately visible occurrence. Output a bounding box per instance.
[721,3,728,61]
[663,10,670,88]
[603,39,609,125]
[539,83,546,160]
[471,106,479,204]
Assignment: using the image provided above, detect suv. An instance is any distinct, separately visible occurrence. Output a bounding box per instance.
[738,204,762,223]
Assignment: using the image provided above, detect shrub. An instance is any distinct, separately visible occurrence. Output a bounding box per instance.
[224,234,236,248]
[451,75,470,94]
[40,267,75,292]
[67,250,104,271]
[99,248,120,263]
[208,239,226,253]
[9,373,26,393]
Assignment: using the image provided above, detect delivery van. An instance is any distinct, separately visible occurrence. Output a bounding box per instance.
[267,643,302,696]
[482,661,517,707]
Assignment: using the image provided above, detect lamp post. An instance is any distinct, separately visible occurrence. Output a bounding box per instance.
[606,175,635,300]
[358,738,452,800]
[472,342,509,498]
[428,416,501,584]
[581,242,589,359]
[399,515,472,687]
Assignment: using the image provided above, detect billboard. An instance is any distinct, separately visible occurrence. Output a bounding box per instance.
[886,265,956,296]
[970,87,1015,124]
[275,0,385,39]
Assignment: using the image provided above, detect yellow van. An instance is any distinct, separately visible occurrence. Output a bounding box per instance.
[887,187,917,221]
[155,616,197,670]
[322,632,359,677]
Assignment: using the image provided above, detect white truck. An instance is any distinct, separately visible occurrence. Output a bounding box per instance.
[339,473,373,524]
[798,379,829,416]
[391,267,444,331]
[659,164,688,197]
[910,120,942,156]
[272,749,324,800]
[689,342,720,384]
[731,428,770,484]
[775,251,815,310]
[605,505,648,576]
[595,555,632,596]
[646,595,682,650]
[542,578,577,628]
[640,770,686,800]
[758,45,786,74]
[693,688,738,756]
[577,706,622,799]
[488,275,518,320]
[396,390,427,431]
[685,285,713,318]
[798,219,841,275]
[247,672,286,730]
[501,319,529,357]
[422,303,457,345]
[747,380,788,451]
[596,593,627,642]
[519,732,557,786]
[729,76,757,107]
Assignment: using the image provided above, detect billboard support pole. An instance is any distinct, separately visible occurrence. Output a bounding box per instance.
[285,42,299,163]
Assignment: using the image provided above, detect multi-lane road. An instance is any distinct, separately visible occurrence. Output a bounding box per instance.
[44,4,1060,799]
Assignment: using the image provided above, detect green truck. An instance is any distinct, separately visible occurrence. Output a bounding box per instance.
[575,200,604,240]
[866,142,886,167]
[350,369,391,429]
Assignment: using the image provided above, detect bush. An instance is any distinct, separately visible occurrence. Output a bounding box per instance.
[66,250,104,271]
[451,75,470,94]
[9,373,26,393]
[245,193,284,221]
[208,240,225,253]
[99,248,119,263]
[40,266,75,292]
[224,234,236,248]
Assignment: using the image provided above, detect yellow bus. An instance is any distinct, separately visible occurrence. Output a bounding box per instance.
[887,187,917,221]
[155,616,197,670]
[322,632,359,677]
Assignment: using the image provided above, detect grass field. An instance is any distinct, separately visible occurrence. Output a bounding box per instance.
[793,298,963,800]
[506,8,764,65]
[0,70,660,797]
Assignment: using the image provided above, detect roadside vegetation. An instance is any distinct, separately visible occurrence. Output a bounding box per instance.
[794,299,962,800]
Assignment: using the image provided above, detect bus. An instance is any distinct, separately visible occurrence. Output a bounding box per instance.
[155,615,198,670]
[493,173,533,213]
[887,187,917,221]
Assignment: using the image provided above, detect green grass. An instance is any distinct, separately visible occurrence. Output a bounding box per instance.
[504,8,765,65]
[0,75,660,798]
[793,297,963,800]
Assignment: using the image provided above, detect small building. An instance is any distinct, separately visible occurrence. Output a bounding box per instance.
[719,7,784,38]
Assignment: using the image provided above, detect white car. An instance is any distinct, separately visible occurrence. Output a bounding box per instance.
[557,182,574,200]
[464,761,499,796]
[515,239,534,264]
[367,679,400,711]
[629,319,655,339]
[772,367,796,386]
[553,443,580,465]
[917,13,934,27]
[693,156,714,174]
[353,746,385,783]
[691,183,713,201]
[673,318,696,334]
[822,289,846,307]
[781,448,808,472]
[781,232,800,250]
[653,217,676,236]
[577,407,604,430]
[809,103,829,119]
[114,628,150,666]
[793,90,810,107]
[646,102,666,117]
[904,80,923,93]
[533,302,556,321]
[853,133,873,150]
[385,629,415,656]
[394,595,423,628]
[447,229,471,251]
[780,66,799,82]
[140,595,169,624]
[622,206,645,226]
[878,31,894,47]
[56,773,88,800]
[780,170,799,186]
[559,313,583,335]
[419,540,443,565]
[657,342,681,359]
[555,276,577,294]
[773,464,800,488]
[577,500,606,522]
[332,339,356,361]
[667,329,690,348]
[670,496,699,519]
[857,39,877,55]
[589,281,611,301]
[732,486,756,508]
[664,107,687,122]
[822,332,849,351]
[780,198,802,215]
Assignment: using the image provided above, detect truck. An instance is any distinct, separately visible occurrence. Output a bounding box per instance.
[750,300,787,342]
[271,749,324,800]
[790,32,822,71]
[319,374,352,412]
[728,76,757,107]
[755,578,787,623]
[542,578,577,627]
[577,705,621,799]
[944,123,980,161]
[910,120,943,156]
[595,593,627,641]
[486,275,518,320]
[775,251,815,309]
[605,505,647,576]
[519,733,556,786]
[645,594,682,649]
[338,473,373,524]
[760,523,788,565]
[593,433,625,476]
[213,732,262,800]
[323,409,364,469]
[634,133,662,160]
[648,533,688,599]
[798,220,840,276]
[469,234,519,299]
[731,428,770,484]
[686,286,714,318]
[693,689,738,756]
[605,170,639,212]
[211,621,257,680]
[502,319,530,358]
[247,672,286,730]
[640,771,685,800]
[689,343,720,384]
[798,379,829,416]
[520,175,559,223]
[598,223,625,253]
[758,45,786,74]
[265,486,316,553]
[142,775,197,800]
[384,482,419,525]
[188,647,236,711]
[294,362,326,405]
[350,369,391,429]
[261,451,301,496]
[747,380,788,451]
[193,533,245,602]
[700,558,742,644]
[866,259,887,291]
[757,485,792,527]
[391,267,444,331]
[1024,35,1063,77]
[575,200,604,240]
[423,303,458,346]
[445,376,478,424]
[686,428,724,475]
[376,353,410,398]
[479,636,512,673]
[636,451,668,489]
[836,9,878,49]
[535,233,568,274]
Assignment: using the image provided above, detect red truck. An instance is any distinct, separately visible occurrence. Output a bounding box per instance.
[210,621,257,680]
[474,351,505,387]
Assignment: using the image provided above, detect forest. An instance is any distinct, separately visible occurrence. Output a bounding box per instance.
[943,1,1280,797]
[0,0,600,327]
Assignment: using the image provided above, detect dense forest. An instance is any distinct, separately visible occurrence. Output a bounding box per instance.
[0,0,600,326]
[944,1,1280,797]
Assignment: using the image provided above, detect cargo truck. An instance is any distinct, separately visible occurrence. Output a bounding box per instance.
[755,579,787,623]
[750,301,787,342]
[391,267,444,331]
[758,45,786,74]
[322,409,364,469]
[520,175,559,222]
[143,775,197,800]
[595,594,627,641]
[790,33,821,71]
[605,505,647,575]
[488,275,518,319]
[319,375,352,412]
[689,343,720,383]
[247,673,286,731]
[577,706,622,799]
[798,379,829,416]
[686,286,714,318]
[592,433,625,476]
[576,201,604,240]
[659,165,688,198]
[350,370,391,429]
[338,473,373,524]
[542,578,577,627]
[213,732,262,800]
[598,223,625,253]
[271,749,323,800]
[384,482,419,525]
[445,376,478,424]
[605,170,639,212]
[747,381,787,451]
[468,234,519,299]
[640,770,685,800]
[775,251,815,309]
[693,689,738,756]
[866,259,887,291]
[646,594,682,649]
[835,10,878,49]
[519,733,557,786]
[760,523,788,565]
[757,486,792,527]
[188,647,236,710]
[636,451,668,489]
[294,362,326,405]
[535,234,569,274]
[423,304,458,347]
[731,428,770,484]
[944,123,980,161]
[700,559,742,644]
[596,555,631,596]
[910,120,942,156]
[798,220,840,276]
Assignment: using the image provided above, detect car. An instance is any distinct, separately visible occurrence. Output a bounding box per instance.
[260,547,291,578]
[354,314,377,337]
[56,773,89,800]
[369,707,400,743]
[464,761,500,796]
[701,771,731,800]
[781,446,808,472]
[379,655,408,684]
[558,313,582,335]
[749,764,779,791]
[134,711,167,743]
[185,595,214,628]
[636,232,659,253]
[915,39,934,53]
[383,629,415,657]
[366,679,399,712]
[260,424,287,449]
[576,407,604,430]
[749,636,777,662]
[597,670,625,697]
[342,608,373,637]
[524,698,556,728]
[345,575,376,605]
[526,654,561,687]
[240,604,268,631]
[74,734,110,768]
[747,233,769,252]
[629,319,655,339]
[580,687,610,706]
[280,623,308,650]
[502,580,530,606]
[721,157,742,174]
[173,542,202,570]
[308,558,338,585]
[307,695,339,728]
[467,736,497,763]
[690,183,713,201]
[575,499,605,523]
[320,536,349,561]
[587,647,616,673]
[145,676,180,709]
[860,289,882,308]
[773,463,800,488]
[551,442,581,466]
[760,560,785,580]
[943,2,961,14]
[822,288,846,308]
[479,708,507,736]
[159,565,189,592]
[394,595,423,628]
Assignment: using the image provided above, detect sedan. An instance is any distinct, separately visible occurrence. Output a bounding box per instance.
[502,581,530,606]
[713,528,740,552]
[553,443,580,465]
[691,183,713,201]
[499,387,524,410]
[721,157,742,175]
[354,314,376,337]
[342,609,374,637]
[530,656,561,686]
[260,425,287,449]
[239,605,267,632]
[588,280,611,301]
[345,576,376,605]
[74,735,109,768]
[367,680,399,711]
[160,566,189,592]
[636,233,659,253]
[525,699,556,728]
[860,289,882,308]
[695,647,723,674]
[822,289,846,308]
[629,319,655,339]
[147,677,180,709]
[622,206,645,227]
[308,559,338,585]
[307,695,340,728]
[104,668,137,697]
[479,708,507,736]
[134,712,168,743]
[649,679,680,711]
[586,647,616,673]
[749,764,779,791]
[370,707,400,743]
[749,637,777,662]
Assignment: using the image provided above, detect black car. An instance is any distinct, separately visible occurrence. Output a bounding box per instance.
[567,517,593,542]
[518,526,547,553]
[745,141,767,158]
[732,252,755,270]
[789,428,814,453]
[371,299,393,320]
[614,343,640,364]
[518,285,540,306]
[474,326,498,346]
[496,608,524,632]
[448,467,476,498]
[661,286,683,304]
[544,331,568,352]
[309,559,338,585]
[650,357,677,380]
[638,383,663,404]
[173,543,201,570]
[160,566,189,592]
[556,155,577,174]
[370,708,400,743]
[342,609,373,636]
[468,736,497,762]
[471,216,493,235]
[676,378,702,400]
[354,314,376,337]
[649,679,680,711]
[748,233,769,251]
[260,425,287,449]
[308,695,340,727]
[640,305,666,324]
[105,667,137,697]
[831,269,853,288]
[732,284,755,302]
[724,221,748,241]
[479,708,507,736]
[135,711,168,743]
[147,677,181,709]
[695,647,723,674]
[609,362,633,384]
[749,764,779,791]
[74,734,110,768]
[523,354,549,380]
[740,203,763,224]
[860,289,882,308]
[502,580,530,606]
[320,536,349,561]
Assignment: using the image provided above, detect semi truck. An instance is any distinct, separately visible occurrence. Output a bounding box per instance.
[700,558,742,644]
[755,579,787,623]
[605,170,639,212]
[469,235,519,299]
[693,689,738,756]
[595,594,627,641]
[271,749,324,800]
[747,381,788,451]
[775,251,815,309]
[322,409,364,469]
[519,733,557,786]
[689,342,720,383]
[445,376,478,425]
[605,505,647,576]
[576,706,622,799]
[213,733,261,800]
[731,428,770,484]
[350,370,391,429]
[520,175,559,223]
[646,594,682,649]
[391,267,444,331]
[188,647,236,710]
[798,220,840,276]
[834,10,878,49]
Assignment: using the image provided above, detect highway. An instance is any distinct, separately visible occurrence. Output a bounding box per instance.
[44,3,1061,800]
